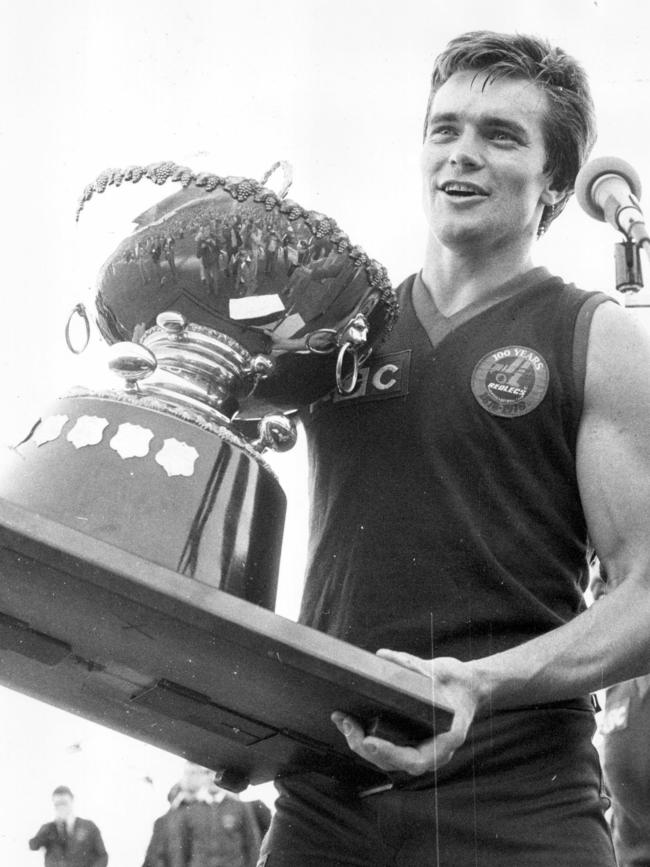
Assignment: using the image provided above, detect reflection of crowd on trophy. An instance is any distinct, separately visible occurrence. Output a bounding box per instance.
[105,197,372,339]
[117,203,342,306]
[100,198,372,346]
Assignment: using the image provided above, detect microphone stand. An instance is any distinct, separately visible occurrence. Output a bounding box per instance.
[613,199,650,305]
[615,238,650,307]
[615,240,643,294]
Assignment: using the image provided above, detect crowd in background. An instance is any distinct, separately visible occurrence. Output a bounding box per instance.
[28,764,270,867]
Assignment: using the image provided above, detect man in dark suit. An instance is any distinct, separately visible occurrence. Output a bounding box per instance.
[161,763,264,867]
[141,783,181,867]
[29,785,108,867]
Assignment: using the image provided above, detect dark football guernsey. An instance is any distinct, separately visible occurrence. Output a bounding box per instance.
[299,268,610,663]
[260,269,616,866]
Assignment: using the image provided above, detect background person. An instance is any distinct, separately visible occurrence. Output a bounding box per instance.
[163,763,263,867]
[28,785,108,867]
[141,783,182,867]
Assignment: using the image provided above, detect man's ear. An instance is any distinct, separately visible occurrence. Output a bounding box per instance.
[537,185,572,236]
[540,183,569,208]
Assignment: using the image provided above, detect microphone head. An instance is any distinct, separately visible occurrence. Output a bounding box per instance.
[575,156,643,222]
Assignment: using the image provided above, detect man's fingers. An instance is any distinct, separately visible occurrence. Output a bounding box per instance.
[331,712,460,774]
[331,712,379,762]
[376,648,428,674]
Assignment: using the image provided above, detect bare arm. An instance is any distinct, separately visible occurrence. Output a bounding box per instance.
[333,301,650,774]
[471,300,650,705]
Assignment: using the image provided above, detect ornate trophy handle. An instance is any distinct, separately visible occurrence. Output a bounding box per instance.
[334,312,370,394]
[259,160,293,200]
[305,329,338,355]
[336,342,360,395]
[65,303,91,355]
[251,413,298,453]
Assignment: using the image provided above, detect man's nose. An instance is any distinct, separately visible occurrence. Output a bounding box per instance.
[448,131,484,169]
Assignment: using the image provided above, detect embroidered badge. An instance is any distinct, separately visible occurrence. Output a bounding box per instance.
[221,812,237,830]
[471,345,549,418]
[309,350,411,414]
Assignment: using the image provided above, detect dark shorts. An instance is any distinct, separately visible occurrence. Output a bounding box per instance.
[258,704,616,867]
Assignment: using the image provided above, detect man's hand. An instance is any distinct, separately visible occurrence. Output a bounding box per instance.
[331,650,480,776]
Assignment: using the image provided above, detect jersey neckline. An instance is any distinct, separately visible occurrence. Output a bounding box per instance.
[411,266,556,351]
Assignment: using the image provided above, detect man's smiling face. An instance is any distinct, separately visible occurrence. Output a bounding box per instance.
[421,69,563,253]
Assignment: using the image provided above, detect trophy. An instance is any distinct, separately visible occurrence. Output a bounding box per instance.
[0,161,451,791]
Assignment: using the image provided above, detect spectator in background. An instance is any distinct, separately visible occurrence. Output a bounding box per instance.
[592,565,650,867]
[29,785,108,867]
[142,783,182,867]
[162,762,264,867]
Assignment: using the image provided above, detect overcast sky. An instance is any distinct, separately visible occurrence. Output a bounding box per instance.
[2,1,650,864]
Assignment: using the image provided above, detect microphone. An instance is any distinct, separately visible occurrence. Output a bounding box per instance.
[575,156,650,249]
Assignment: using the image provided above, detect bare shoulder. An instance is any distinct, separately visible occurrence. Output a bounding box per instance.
[578,300,650,574]
[584,300,650,413]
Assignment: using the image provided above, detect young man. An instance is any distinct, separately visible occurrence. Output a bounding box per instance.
[259,31,650,866]
[28,786,108,867]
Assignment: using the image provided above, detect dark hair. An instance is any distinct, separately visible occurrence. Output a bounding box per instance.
[52,786,74,799]
[424,31,597,234]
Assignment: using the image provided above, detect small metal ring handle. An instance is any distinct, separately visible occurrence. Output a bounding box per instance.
[260,160,293,200]
[65,303,91,354]
[336,342,360,395]
[305,328,338,355]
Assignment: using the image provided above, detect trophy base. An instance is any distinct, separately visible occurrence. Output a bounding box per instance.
[0,497,453,792]
[3,392,284,609]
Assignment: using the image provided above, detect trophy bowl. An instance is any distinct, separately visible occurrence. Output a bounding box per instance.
[74,160,397,411]
[2,161,398,611]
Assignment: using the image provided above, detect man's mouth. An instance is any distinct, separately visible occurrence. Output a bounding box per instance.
[439,181,488,198]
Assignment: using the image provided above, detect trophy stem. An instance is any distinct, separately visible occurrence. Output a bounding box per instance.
[108,311,273,428]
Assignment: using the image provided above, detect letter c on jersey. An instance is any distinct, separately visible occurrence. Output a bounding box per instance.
[372,363,398,391]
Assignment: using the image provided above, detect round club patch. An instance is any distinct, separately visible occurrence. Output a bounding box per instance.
[471,345,549,418]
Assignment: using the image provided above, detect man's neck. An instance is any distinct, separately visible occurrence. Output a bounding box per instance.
[421,234,536,317]
[57,816,75,829]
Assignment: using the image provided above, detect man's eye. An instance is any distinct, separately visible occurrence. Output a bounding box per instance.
[429,126,456,140]
[490,130,518,143]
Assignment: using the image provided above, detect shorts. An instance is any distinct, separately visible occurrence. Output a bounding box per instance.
[258,703,615,867]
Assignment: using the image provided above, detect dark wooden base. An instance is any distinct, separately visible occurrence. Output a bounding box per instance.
[0,497,452,792]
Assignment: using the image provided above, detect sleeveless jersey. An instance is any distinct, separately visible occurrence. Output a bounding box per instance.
[299,269,609,663]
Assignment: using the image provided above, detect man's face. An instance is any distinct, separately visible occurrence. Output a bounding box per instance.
[52,794,73,822]
[180,763,212,794]
[421,70,562,252]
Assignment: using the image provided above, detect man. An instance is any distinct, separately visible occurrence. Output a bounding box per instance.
[29,785,108,867]
[142,783,181,867]
[162,762,263,867]
[195,226,220,296]
[259,31,650,865]
[592,565,650,866]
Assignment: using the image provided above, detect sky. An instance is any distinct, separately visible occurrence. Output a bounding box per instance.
[1,0,650,864]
